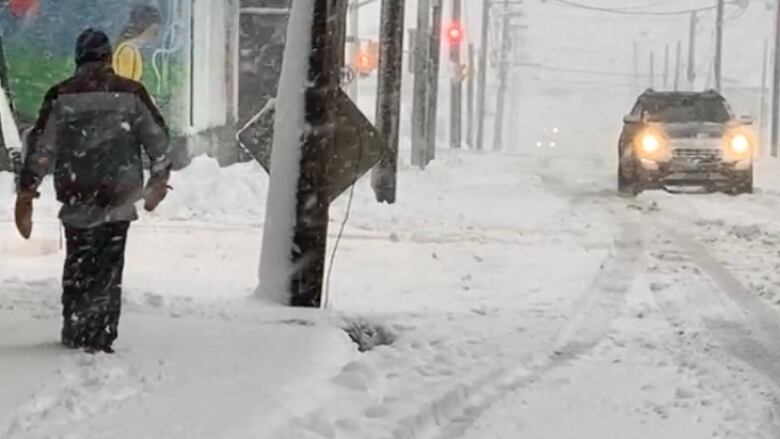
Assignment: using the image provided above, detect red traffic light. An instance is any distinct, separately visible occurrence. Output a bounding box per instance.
[446,22,464,45]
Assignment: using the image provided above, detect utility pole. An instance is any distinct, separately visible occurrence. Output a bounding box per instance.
[649,52,655,88]
[493,0,511,152]
[674,41,682,91]
[760,38,769,156]
[286,0,345,307]
[450,0,463,149]
[663,44,669,89]
[632,41,639,94]
[714,0,725,92]
[426,0,444,162]
[411,0,431,168]
[475,0,490,151]
[771,0,780,157]
[688,11,697,90]
[467,43,475,148]
[371,0,405,204]
[259,0,387,307]
[348,0,360,102]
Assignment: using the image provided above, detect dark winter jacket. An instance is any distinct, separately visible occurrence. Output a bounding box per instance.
[19,61,170,227]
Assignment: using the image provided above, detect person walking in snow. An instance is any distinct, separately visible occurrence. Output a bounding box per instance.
[14,28,171,353]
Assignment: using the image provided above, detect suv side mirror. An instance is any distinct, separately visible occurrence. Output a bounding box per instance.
[739,115,754,126]
[623,115,639,124]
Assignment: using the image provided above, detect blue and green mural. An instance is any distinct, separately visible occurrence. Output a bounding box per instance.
[1,0,188,133]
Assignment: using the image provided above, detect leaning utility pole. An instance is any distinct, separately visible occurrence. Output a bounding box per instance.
[467,43,475,148]
[475,0,490,151]
[371,0,406,204]
[714,0,725,91]
[771,0,780,157]
[493,0,511,152]
[411,0,432,167]
[450,0,463,149]
[688,11,697,89]
[426,0,444,162]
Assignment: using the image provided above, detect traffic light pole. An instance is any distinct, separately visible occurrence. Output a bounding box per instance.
[449,0,462,149]
[475,0,490,151]
[371,0,405,204]
[411,0,431,168]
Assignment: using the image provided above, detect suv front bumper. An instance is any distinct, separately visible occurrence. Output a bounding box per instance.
[638,157,751,188]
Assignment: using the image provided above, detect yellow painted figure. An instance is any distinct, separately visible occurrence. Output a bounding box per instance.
[113,42,144,80]
[112,5,162,81]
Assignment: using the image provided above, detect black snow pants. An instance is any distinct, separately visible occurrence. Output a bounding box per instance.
[61,222,130,350]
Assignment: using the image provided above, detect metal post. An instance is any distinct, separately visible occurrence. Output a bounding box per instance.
[688,11,697,90]
[475,0,490,151]
[411,0,431,168]
[771,0,780,157]
[450,0,462,149]
[467,43,475,148]
[674,41,682,91]
[348,1,360,102]
[492,0,510,152]
[371,0,405,204]
[426,0,443,162]
[714,0,724,92]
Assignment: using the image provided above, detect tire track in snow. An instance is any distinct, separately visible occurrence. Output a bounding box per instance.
[665,226,780,386]
[393,218,644,439]
[380,156,645,439]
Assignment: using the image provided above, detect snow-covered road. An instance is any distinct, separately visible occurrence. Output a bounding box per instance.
[3,147,780,438]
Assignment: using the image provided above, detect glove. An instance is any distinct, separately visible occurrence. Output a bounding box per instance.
[15,190,38,239]
[143,173,170,212]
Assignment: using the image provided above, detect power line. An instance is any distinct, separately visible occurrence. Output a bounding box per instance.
[549,0,738,16]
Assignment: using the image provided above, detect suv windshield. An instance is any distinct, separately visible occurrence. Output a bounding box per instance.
[642,97,731,123]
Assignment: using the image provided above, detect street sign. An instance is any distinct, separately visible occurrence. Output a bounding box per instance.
[236,90,385,201]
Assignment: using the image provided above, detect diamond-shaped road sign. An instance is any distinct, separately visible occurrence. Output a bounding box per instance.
[237,90,386,202]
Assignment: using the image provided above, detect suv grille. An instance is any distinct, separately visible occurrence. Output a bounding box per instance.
[673,148,722,160]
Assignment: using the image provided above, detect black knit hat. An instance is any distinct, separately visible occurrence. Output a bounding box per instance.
[75,29,113,65]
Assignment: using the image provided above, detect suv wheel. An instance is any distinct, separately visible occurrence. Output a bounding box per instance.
[618,162,639,196]
[729,167,754,195]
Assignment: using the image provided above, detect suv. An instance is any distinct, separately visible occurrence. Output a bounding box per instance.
[617,89,754,195]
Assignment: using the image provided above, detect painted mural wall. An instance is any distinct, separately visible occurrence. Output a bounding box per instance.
[1,0,190,134]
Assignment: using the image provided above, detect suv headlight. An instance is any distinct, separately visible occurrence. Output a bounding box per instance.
[724,129,754,160]
[634,128,669,160]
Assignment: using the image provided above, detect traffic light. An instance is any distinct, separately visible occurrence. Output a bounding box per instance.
[446,22,464,47]
[354,40,379,77]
